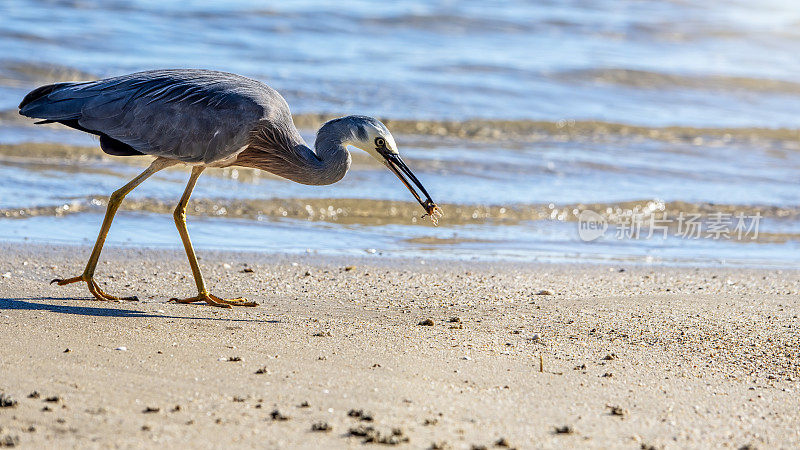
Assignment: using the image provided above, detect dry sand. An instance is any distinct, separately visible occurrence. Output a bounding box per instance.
[0,242,798,449]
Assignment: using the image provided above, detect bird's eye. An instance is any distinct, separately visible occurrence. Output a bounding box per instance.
[374,137,386,149]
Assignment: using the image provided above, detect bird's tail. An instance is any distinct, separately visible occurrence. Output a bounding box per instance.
[18,81,90,123]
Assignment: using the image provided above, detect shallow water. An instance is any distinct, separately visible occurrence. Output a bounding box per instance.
[0,1,798,266]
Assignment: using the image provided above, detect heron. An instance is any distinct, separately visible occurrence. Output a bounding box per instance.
[18,69,442,308]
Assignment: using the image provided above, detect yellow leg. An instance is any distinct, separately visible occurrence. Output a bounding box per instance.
[169,167,257,308]
[52,158,176,302]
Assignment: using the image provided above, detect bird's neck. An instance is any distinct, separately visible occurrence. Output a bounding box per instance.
[235,121,351,186]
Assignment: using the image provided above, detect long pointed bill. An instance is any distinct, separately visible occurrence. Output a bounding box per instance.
[384,153,443,225]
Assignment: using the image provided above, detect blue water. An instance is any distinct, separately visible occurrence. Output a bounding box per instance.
[3,0,800,126]
[0,0,799,266]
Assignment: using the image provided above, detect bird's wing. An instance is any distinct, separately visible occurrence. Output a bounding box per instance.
[24,70,272,163]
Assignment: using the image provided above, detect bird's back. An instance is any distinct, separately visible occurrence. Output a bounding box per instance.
[19,69,299,164]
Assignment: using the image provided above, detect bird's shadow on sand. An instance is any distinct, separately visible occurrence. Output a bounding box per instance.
[0,297,279,323]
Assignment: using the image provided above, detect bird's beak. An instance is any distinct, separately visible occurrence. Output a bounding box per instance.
[383,153,442,223]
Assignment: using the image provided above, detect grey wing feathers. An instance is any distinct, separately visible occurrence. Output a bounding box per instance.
[19,69,289,163]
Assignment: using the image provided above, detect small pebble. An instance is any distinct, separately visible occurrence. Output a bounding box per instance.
[418,319,434,326]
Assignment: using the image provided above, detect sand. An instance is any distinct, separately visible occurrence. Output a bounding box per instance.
[0,242,798,449]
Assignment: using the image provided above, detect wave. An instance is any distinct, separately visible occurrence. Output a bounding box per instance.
[292,114,800,144]
[3,195,798,234]
[4,114,800,152]
[0,61,97,88]
[559,68,800,95]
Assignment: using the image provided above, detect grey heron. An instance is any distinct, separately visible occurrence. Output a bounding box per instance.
[18,69,442,308]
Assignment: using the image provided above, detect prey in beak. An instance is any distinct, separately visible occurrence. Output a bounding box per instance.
[377,141,443,226]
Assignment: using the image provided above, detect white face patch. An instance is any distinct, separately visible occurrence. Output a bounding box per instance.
[349,123,398,163]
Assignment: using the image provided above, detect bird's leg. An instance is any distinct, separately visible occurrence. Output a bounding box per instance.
[52,158,176,302]
[169,166,257,308]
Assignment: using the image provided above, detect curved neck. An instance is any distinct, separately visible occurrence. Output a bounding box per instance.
[235,121,351,186]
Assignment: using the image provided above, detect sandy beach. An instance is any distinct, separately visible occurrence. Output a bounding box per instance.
[0,242,797,448]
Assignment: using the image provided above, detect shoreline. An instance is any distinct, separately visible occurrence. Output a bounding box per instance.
[0,242,798,448]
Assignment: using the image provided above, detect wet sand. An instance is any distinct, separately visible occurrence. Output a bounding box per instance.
[0,243,798,448]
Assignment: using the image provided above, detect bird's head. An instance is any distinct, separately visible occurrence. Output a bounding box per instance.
[328,115,442,225]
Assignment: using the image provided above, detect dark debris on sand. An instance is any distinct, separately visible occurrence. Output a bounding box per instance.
[311,421,332,432]
[553,425,574,435]
[270,409,289,421]
[349,425,409,445]
[0,433,20,448]
[607,405,627,417]
[0,394,17,408]
[348,409,374,422]
[495,437,514,447]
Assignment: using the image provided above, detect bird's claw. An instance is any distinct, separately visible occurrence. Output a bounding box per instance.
[50,274,138,302]
[169,292,257,308]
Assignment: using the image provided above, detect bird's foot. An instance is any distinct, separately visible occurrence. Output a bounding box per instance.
[169,292,257,308]
[51,275,139,302]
